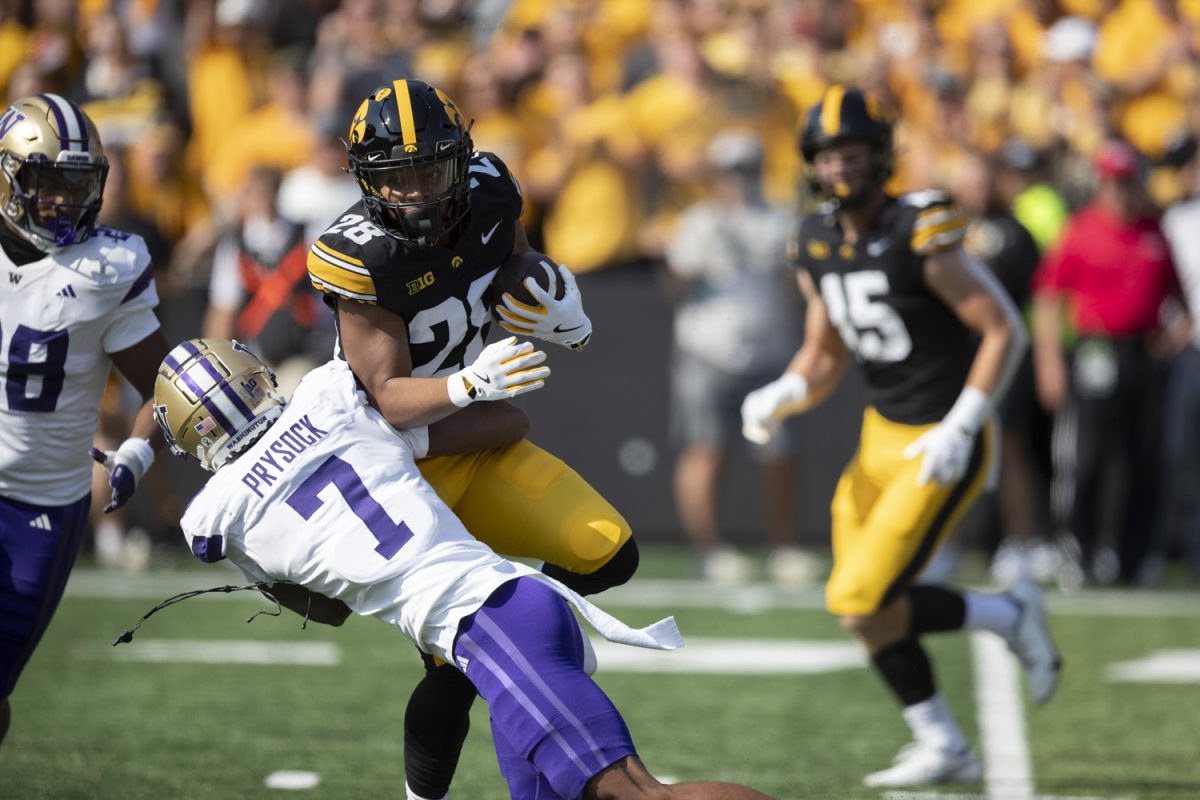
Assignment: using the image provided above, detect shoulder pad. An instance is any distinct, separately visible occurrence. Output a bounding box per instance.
[308,238,379,304]
[61,227,151,286]
[905,192,968,256]
[469,151,523,215]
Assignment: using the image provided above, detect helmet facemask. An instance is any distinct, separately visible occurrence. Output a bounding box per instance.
[1,153,108,250]
[806,138,890,210]
[350,140,471,247]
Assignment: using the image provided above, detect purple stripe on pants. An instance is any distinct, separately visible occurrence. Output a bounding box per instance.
[454,578,636,800]
[0,492,91,698]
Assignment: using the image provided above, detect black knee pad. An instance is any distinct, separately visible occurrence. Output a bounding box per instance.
[541,537,640,596]
[908,584,966,637]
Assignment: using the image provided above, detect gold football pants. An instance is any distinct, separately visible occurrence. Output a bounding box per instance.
[417,439,631,574]
[826,406,993,616]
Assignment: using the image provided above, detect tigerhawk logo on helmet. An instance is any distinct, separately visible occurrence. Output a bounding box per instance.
[344,78,474,248]
[0,93,109,252]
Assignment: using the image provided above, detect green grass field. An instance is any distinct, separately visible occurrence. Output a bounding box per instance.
[4,545,1200,800]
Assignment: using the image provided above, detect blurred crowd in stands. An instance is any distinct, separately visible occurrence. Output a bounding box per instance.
[6,0,1199,588]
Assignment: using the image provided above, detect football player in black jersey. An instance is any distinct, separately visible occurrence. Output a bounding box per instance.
[306,80,638,800]
[741,86,1060,788]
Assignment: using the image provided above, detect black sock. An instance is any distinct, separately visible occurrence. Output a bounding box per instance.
[871,638,936,707]
[404,663,476,797]
[908,584,966,636]
[540,538,640,596]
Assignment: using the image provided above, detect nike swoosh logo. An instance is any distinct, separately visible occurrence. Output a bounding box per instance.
[481,221,502,244]
[473,370,491,384]
[553,324,583,333]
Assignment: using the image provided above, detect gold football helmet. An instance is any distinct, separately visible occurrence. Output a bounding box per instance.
[154,339,286,472]
[0,93,108,251]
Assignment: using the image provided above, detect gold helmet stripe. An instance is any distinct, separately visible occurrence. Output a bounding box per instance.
[820,85,846,137]
[393,78,418,146]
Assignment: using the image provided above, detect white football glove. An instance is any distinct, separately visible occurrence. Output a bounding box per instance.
[89,437,155,513]
[903,387,989,486]
[741,373,809,444]
[495,260,593,350]
[448,336,550,407]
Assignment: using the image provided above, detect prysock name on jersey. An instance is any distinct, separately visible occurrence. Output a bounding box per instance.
[240,415,329,498]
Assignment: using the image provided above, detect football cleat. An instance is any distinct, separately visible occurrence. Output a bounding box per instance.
[1005,577,1062,704]
[701,547,755,586]
[863,741,982,788]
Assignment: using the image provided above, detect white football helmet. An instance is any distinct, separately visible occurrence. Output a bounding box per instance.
[0,93,108,251]
[154,339,286,472]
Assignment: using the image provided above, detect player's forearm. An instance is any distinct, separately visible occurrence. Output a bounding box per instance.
[790,344,848,411]
[426,401,529,457]
[263,582,351,627]
[370,375,463,430]
[129,400,166,451]
[965,316,1026,402]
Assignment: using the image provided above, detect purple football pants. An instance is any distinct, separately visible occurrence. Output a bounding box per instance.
[0,492,90,698]
[454,577,637,800]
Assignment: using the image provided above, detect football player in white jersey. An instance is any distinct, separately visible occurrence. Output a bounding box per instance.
[0,94,169,747]
[153,337,776,800]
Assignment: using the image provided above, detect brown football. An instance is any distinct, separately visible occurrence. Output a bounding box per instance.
[489,251,566,316]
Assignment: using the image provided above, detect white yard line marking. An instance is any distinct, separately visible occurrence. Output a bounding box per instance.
[265,770,320,790]
[972,633,1033,800]
[64,571,1200,618]
[588,638,866,674]
[1107,649,1200,683]
[77,639,341,666]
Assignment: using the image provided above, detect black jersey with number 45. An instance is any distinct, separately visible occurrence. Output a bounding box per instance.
[790,191,978,425]
[307,151,522,378]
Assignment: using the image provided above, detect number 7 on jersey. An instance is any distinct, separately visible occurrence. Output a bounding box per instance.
[286,455,413,559]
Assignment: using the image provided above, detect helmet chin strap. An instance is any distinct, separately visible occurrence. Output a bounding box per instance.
[414,216,436,247]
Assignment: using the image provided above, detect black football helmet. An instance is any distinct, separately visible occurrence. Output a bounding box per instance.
[346,79,473,247]
[799,86,893,208]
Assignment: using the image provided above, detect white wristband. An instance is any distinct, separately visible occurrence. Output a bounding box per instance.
[117,437,156,478]
[446,372,476,408]
[777,372,809,407]
[945,386,990,435]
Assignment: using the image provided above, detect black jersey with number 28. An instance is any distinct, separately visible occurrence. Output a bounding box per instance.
[790,191,978,425]
[307,151,523,378]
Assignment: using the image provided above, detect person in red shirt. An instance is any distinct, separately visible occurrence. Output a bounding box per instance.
[1032,139,1187,586]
